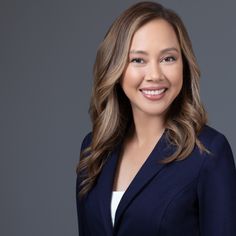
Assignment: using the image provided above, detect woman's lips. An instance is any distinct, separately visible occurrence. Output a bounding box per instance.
[139,88,167,100]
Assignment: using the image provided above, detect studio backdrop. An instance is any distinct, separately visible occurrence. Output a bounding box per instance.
[1,0,235,236]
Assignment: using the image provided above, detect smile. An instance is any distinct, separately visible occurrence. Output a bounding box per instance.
[139,88,168,101]
[141,88,166,95]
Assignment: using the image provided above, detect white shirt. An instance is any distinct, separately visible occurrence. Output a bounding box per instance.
[111,191,125,226]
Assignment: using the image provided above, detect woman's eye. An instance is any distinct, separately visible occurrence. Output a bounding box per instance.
[130,58,145,64]
[162,56,176,63]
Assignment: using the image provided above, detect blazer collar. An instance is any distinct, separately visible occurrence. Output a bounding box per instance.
[96,130,174,234]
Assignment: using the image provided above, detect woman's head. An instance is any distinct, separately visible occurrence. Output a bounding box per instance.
[91,1,201,134]
[121,18,183,121]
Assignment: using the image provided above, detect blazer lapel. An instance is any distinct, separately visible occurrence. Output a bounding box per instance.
[96,130,175,234]
[96,142,122,235]
[114,131,174,229]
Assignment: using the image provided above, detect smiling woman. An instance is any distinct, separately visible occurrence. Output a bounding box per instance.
[76,1,236,236]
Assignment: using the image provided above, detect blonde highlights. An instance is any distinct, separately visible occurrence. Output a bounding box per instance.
[77,1,209,197]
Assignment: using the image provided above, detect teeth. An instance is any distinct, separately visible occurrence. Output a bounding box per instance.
[142,88,166,95]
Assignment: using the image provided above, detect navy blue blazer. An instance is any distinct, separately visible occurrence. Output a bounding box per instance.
[76,125,236,236]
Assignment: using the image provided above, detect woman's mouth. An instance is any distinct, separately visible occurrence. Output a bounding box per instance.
[139,88,167,100]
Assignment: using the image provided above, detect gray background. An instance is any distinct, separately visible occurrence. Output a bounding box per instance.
[1,0,235,235]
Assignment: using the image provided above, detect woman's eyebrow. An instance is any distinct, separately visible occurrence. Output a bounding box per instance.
[129,50,149,55]
[129,47,180,55]
[160,47,180,54]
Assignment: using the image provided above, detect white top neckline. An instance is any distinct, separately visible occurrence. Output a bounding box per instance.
[111,191,125,226]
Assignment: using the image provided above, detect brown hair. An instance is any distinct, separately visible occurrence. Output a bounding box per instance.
[77,1,209,197]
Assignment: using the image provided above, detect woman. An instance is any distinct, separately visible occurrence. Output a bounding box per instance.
[76,2,236,235]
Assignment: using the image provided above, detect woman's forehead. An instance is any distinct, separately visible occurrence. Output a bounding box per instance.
[129,19,180,52]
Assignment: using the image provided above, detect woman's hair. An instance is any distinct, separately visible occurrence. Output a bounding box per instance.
[77,1,209,197]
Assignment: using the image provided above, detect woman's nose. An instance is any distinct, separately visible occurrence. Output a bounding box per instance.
[146,61,163,82]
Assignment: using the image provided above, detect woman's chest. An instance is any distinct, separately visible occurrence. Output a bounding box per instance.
[84,157,202,235]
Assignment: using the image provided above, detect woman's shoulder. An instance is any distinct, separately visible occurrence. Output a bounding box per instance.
[198,124,225,140]
[198,124,229,145]
[198,124,233,158]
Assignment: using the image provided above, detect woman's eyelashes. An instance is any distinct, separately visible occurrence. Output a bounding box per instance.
[130,58,145,64]
[161,56,176,63]
[130,56,177,64]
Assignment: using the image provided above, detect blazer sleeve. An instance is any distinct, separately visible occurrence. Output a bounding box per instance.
[197,133,236,236]
[76,133,92,236]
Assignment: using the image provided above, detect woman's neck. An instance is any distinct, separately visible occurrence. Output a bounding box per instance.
[129,111,166,147]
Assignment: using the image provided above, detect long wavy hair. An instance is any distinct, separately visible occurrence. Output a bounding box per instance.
[77,1,210,197]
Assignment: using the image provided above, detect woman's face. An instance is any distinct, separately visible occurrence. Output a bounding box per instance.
[121,19,183,120]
